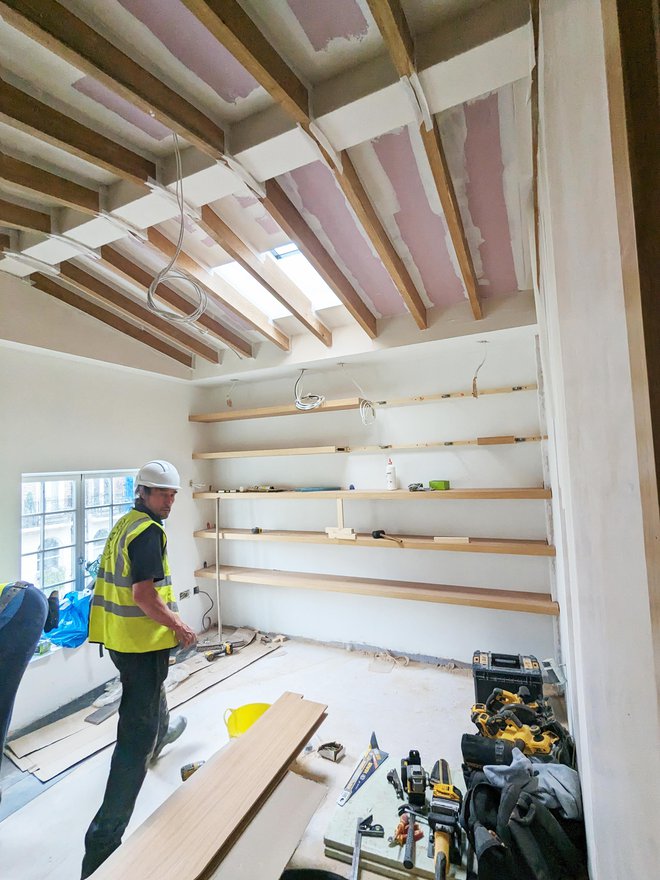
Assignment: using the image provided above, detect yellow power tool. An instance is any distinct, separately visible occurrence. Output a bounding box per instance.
[470,703,558,756]
[427,759,462,880]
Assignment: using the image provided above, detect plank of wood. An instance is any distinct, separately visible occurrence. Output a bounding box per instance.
[24,643,278,782]
[0,151,99,213]
[0,196,51,233]
[208,771,326,880]
[193,445,345,459]
[477,435,517,445]
[90,692,328,880]
[194,488,552,501]
[193,528,555,557]
[190,397,362,423]
[189,385,538,423]
[196,565,560,616]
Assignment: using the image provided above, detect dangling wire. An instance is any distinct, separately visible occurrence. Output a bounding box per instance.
[226,380,238,408]
[146,132,208,324]
[340,363,376,425]
[294,369,325,411]
[472,341,489,398]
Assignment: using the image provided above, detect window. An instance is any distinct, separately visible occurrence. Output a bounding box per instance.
[21,471,135,593]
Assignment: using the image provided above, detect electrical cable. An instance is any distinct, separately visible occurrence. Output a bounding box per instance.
[339,363,376,425]
[471,341,489,398]
[197,589,215,632]
[146,132,208,324]
[294,369,325,410]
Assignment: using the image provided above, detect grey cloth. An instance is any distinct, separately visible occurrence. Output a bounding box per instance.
[484,747,583,820]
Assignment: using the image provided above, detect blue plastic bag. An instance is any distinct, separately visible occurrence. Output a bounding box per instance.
[45,589,92,648]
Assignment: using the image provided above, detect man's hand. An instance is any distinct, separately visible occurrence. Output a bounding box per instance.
[174,621,197,648]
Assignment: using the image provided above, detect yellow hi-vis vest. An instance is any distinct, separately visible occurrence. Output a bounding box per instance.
[88,509,178,652]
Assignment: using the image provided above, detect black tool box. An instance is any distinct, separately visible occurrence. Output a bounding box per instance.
[472,651,544,702]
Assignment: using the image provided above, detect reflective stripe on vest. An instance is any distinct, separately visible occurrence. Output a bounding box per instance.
[88,509,178,652]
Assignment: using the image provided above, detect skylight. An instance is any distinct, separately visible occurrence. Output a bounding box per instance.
[211,244,341,321]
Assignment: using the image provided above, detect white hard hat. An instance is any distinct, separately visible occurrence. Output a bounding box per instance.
[136,460,181,490]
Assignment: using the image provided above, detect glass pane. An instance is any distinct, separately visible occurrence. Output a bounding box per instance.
[85,477,111,508]
[21,552,39,587]
[112,503,132,524]
[44,480,74,512]
[44,511,75,546]
[40,544,75,588]
[113,475,134,505]
[86,506,111,542]
[21,515,41,555]
[22,482,42,515]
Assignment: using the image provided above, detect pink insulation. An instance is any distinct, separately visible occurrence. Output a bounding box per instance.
[287,0,368,51]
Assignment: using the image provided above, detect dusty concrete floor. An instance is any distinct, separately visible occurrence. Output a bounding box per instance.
[0,638,474,880]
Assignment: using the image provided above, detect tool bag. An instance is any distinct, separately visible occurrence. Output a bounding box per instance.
[461,772,588,880]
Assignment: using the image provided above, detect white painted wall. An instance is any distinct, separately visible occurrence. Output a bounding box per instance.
[0,343,206,732]
[535,1,660,877]
[193,326,556,663]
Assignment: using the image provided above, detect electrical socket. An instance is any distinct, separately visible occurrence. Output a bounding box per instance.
[193,586,200,595]
[179,589,190,600]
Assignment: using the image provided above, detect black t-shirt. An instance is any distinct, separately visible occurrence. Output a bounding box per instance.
[127,502,167,584]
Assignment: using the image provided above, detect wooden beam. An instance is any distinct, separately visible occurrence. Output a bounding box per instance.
[0,79,155,184]
[58,263,220,363]
[90,692,327,880]
[0,0,226,158]
[0,152,99,214]
[263,179,378,338]
[194,488,552,500]
[194,527,556,557]
[180,0,309,126]
[366,0,482,319]
[32,273,193,367]
[195,564,559,616]
[0,232,11,250]
[181,0,428,329]
[99,246,253,358]
[0,196,50,233]
[146,228,290,351]
[190,397,363,423]
[199,206,333,346]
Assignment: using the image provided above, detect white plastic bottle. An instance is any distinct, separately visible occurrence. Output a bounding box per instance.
[385,457,397,491]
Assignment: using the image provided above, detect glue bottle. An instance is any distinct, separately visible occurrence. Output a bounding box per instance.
[385,458,397,491]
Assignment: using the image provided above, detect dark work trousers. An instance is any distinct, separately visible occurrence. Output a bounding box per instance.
[0,585,48,787]
[81,647,170,878]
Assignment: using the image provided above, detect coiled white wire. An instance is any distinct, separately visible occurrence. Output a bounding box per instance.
[340,364,376,425]
[294,369,325,411]
[146,133,208,324]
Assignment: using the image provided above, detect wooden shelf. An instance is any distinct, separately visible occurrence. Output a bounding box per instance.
[192,435,545,460]
[189,384,538,423]
[194,564,558,616]
[193,488,552,501]
[193,528,555,557]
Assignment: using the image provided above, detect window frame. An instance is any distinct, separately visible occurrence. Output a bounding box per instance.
[21,469,136,593]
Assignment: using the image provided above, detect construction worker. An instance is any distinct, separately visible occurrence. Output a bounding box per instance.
[0,581,49,801]
[81,460,197,878]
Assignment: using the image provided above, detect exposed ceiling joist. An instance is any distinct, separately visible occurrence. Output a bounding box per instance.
[0,152,99,214]
[0,78,155,185]
[98,245,253,359]
[146,228,290,352]
[263,179,378,339]
[199,206,332,347]
[366,0,482,321]
[58,262,220,363]
[0,195,50,233]
[180,0,428,330]
[0,0,226,157]
[32,272,193,367]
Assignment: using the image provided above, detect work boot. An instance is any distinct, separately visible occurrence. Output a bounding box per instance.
[150,715,187,763]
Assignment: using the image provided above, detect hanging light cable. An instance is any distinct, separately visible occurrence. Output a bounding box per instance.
[472,341,489,398]
[294,369,325,411]
[146,132,208,324]
[339,363,376,425]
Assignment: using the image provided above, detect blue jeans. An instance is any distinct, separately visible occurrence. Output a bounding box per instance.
[0,584,48,788]
[81,647,170,878]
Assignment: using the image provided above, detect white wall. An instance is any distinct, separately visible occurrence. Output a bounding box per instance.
[0,343,205,732]
[535,1,660,876]
[193,327,556,663]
